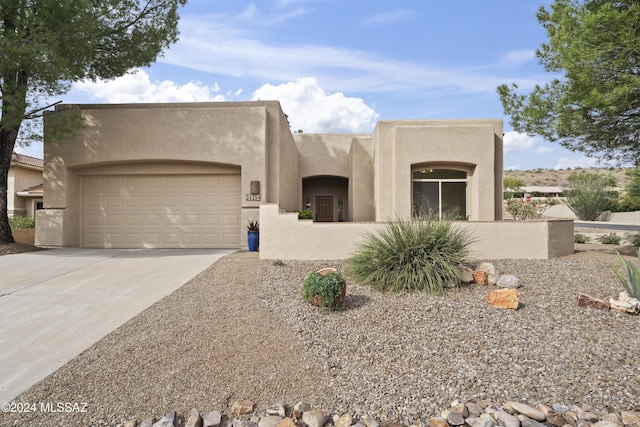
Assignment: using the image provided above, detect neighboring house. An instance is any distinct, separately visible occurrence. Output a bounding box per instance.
[8,152,44,218]
[37,101,503,249]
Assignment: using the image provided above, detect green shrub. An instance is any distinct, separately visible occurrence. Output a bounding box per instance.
[574,233,590,244]
[628,233,640,247]
[297,209,313,219]
[9,216,35,229]
[597,232,621,245]
[506,199,543,220]
[564,175,614,221]
[301,270,346,310]
[611,249,640,299]
[346,217,472,294]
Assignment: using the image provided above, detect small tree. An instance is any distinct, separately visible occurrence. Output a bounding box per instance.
[564,174,614,220]
[617,168,640,212]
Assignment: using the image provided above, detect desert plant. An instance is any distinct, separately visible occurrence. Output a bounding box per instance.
[611,250,640,299]
[628,233,640,247]
[247,220,259,232]
[597,232,621,245]
[506,199,543,220]
[346,217,472,294]
[564,175,614,221]
[9,216,35,229]
[297,209,313,219]
[574,233,590,244]
[301,270,346,310]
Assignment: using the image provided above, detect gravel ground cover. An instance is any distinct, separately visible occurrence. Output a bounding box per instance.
[1,250,639,427]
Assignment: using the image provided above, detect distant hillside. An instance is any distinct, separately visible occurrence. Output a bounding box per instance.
[503,167,632,189]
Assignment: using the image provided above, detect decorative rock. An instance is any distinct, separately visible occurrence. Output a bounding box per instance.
[428,416,449,427]
[466,417,494,427]
[381,422,402,427]
[467,403,483,418]
[601,413,621,423]
[536,404,553,416]
[609,292,640,314]
[362,414,380,427]
[497,274,520,289]
[233,421,258,427]
[446,412,466,426]
[232,401,254,415]
[487,288,520,309]
[153,412,177,427]
[302,410,328,427]
[293,402,310,419]
[546,412,576,427]
[520,418,546,427]
[451,403,469,417]
[335,413,353,427]
[259,415,284,427]
[186,408,203,427]
[473,270,489,285]
[622,411,640,425]
[140,419,155,427]
[582,412,600,422]
[578,293,611,310]
[494,410,520,427]
[460,266,475,283]
[203,410,222,427]
[267,403,286,418]
[508,402,546,421]
[552,404,569,413]
[124,421,137,427]
[593,421,622,427]
[278,418,297,427]
[476,262,498,285]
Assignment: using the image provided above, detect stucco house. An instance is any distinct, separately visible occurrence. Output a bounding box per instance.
[37,101,506,250]
[36,101,574,258]
[8,152,44,218]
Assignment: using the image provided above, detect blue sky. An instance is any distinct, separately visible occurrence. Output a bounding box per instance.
[16,0,610,170]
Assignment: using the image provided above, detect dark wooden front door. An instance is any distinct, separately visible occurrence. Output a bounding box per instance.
[315,196,333,222]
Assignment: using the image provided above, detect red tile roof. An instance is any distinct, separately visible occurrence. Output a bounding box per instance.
[11,152,43,169]
[19,183,44,195]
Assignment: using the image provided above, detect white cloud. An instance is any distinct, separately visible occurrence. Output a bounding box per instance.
[535,146,553,154]
[160,14,538,96]
[73,69,227,103]
[252,77,379,133]
[361,9,413,27]
[503,131,538,154]
[505,164,521,171]
[503,49,536,66]
[554,156,608,170]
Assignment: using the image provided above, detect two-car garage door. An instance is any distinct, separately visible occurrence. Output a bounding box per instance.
[80,174,241,248]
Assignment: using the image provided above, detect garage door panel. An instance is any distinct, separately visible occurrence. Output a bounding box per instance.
[81,174,240,248]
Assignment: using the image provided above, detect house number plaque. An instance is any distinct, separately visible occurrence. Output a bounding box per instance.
[246,194,261,201]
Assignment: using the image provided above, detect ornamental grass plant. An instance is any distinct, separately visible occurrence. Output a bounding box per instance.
[346,216,473,295]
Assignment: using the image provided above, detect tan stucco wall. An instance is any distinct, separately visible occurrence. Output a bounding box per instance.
[8,166,42,216]
[260,204,574,260]
[38,101,289,248]
[373,119,503,222]
[349,137,375,222]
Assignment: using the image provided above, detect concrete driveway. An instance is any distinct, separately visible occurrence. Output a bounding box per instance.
[0,247,234,403]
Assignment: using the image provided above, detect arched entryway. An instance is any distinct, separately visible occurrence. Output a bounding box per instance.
[302,176,349,222]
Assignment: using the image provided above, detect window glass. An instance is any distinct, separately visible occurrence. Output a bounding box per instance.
[412,168,467,219]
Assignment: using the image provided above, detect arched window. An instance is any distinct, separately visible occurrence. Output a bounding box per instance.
[412,168,467,219]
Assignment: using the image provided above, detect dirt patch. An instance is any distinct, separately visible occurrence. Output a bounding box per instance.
[0,242,47,256]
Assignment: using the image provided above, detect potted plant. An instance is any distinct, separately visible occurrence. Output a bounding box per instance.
[247,220,259,251]
[302,268,347,310]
